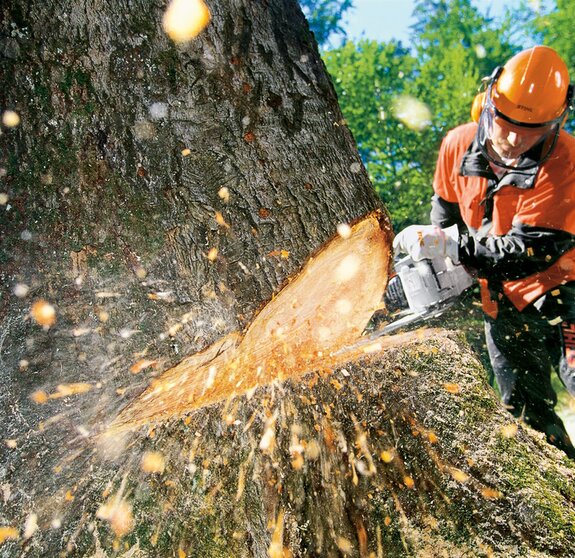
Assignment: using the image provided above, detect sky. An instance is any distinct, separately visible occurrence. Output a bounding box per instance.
[340,0,524,46]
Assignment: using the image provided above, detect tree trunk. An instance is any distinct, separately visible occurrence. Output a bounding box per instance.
[1,1,574,557]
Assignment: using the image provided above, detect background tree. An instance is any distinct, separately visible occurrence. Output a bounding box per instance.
[517,0,575,132]
[324,0,516,229]
[533,0,575,71]
[323,41,434,227]
[411,0,516,129]
[299,0,353,48]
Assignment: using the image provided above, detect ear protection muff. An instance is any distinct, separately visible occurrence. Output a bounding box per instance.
[470,91,485,123]
[470,67,502,123]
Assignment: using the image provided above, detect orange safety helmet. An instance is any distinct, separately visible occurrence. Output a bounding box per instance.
[472,46,573,169]
[493,46,571,125]
[472,46,572,124]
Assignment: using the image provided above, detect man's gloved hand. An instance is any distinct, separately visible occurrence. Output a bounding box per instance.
[393,224,460,263]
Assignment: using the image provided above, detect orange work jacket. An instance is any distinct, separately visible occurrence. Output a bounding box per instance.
[433,122,575,317]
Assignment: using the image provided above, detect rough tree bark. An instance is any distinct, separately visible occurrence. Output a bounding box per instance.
[0,1,574,557]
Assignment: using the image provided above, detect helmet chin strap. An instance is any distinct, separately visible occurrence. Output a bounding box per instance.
[483,140,522,170]
[479,126,561,171]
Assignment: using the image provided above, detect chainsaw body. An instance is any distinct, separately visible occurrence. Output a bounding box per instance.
[380,255,474,334]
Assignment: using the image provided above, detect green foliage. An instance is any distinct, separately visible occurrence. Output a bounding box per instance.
[324,0,516,230]
[324,40,433,227]
[529,0,575,73]
[299,0,353,47]
[320,0,571,229]
[323,41,414,157]
[520,0,575,131]
[412,0,516,129]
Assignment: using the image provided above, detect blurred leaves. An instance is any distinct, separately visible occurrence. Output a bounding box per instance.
[322,0,536,230]
[299,0,353,47]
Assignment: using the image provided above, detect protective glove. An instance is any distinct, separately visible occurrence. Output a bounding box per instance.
[393,224,460,263]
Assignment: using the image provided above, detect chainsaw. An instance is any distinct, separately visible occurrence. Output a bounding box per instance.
[369,255,474,337]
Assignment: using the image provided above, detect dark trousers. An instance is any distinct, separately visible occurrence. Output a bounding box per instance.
[484,295,575,459]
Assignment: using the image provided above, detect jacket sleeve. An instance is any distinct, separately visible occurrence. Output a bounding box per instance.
[459,223,575,281]
[432,134,459,203]
[430,194,465,229]
[459,158,575,280]
[430,131,468,232]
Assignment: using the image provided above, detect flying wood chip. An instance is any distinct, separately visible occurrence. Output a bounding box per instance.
[109,212,394,432]
[96,497,134,537]
[30,299,56,327]
[162,0,211,43]
[0,527,19,545]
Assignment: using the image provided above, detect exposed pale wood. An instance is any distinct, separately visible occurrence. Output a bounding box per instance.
[111,212,392,431]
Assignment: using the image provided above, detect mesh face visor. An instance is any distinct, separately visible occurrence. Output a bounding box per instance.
[477,90,564,170]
